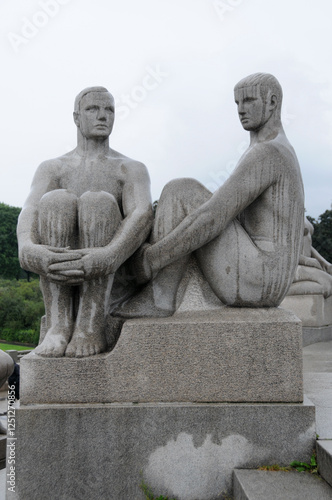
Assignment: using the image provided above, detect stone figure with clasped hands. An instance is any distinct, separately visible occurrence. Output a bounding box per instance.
[116,73,305,318]
[17,87,153,357]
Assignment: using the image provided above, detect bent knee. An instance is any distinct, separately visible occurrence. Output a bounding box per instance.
[79,190,117,206]
[78,191,120,219]
[162,177,207,194]
[39,189,77,210]
[160,178,211,209]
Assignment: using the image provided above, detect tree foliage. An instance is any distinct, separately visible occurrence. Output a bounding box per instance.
[0,278,44,345]
[307,209,332,263]
[0,202,36,280]
[0,203,22,279]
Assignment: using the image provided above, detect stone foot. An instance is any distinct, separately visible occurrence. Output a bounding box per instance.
[113,284,174,319]
[34,328,72,357]
[65,331,107,358]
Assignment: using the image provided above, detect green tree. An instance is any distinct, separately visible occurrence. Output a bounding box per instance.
[0,203,21,279]
[307,209,332,263]
[0,279,44,345]
[0,202,36,281]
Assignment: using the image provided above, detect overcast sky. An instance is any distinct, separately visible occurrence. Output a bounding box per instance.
[1,0,332,218]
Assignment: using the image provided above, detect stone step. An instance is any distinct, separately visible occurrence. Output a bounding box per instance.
[317,440,332,488]
[233,469,332,500]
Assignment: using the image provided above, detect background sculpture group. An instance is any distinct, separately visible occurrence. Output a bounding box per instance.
[17,73,308,358]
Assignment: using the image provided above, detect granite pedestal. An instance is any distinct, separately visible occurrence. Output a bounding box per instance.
[281,294,332,345]
[9,308,316,500]
[21,308,303,405]
[281,294,332,328]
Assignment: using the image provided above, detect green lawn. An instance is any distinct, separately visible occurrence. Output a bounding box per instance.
[0,343,34,351]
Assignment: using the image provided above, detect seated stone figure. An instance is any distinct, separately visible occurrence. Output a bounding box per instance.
[17,87,153,357]
[287,217,332,298]
[116,73,305,318]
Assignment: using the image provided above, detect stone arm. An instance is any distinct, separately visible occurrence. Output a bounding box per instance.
[147,147,279,273]
[17,160,83,277]
[88,161,153,274]
[310,247,332,275]
[298,255,322,270]
[47,162,153,282]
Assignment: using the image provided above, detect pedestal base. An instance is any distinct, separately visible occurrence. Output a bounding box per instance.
[21,308,303,404]
[8,400,315,500]
[281,294,332,328]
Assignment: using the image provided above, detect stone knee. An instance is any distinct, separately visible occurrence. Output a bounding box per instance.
[78,191,122,248]
[38,189,77,247]
[153,178,211,241]
[160,178,210,206]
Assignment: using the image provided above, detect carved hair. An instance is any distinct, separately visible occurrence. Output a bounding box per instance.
[74,87,114,114]
[234,73,283,110]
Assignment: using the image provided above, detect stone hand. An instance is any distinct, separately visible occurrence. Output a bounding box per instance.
[299,255,323,270]
[19,244,82,280]
[48,247,114,283]
[323,263,332,276]
[130,243,153,285]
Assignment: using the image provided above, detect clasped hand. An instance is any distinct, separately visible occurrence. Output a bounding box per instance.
[45,246,112,285]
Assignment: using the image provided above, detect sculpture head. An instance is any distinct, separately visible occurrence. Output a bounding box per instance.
[73,87,115,139]
[234,73,282,131]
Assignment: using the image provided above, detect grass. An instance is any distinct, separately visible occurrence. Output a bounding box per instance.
[0,343,33,351]
[258,452,318,476]
[140,480,177,500]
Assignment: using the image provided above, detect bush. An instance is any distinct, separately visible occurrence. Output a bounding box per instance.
[0,279,44,345]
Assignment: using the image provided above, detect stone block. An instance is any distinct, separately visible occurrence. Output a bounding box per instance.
[317,440,332,488]
[233,469,332,500]
[8,400,315,500]
[303,326,332,346]
[21,307,303,405]
[281,294,332,328]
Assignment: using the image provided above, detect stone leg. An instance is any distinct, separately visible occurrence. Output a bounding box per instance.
[116,178,211,318]
[35,189,78,357]
[287,264,332,298]
[150,181,289,307]
[65,191,122,357]
[118,174,291,318]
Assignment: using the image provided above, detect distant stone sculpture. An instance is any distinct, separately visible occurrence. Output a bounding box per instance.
[287,217,332,298]
[17,87,153,357]
[0,350,14,388]
[116,73,305,318]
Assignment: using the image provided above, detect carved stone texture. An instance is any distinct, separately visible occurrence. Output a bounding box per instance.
[287,216,332,298]
[17,87,153,357]
[115,73,305,319]
[21,308,303,405]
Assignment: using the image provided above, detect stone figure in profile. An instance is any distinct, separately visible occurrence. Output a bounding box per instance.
[17,87,153,357]
[287,216,332,298]
[116,73,305,318]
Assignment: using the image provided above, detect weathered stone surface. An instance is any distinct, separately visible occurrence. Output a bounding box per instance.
[281,294,332,327]
[17,86,153,358]
[115,73,304,320]
[0,350,14,387]
[317,440,332,488]
[22,308,303,404]
[8,400,315,500]
[233,469,332,500]
[303,341,332,440]
[287,217,332,299]
[303,326,332,346]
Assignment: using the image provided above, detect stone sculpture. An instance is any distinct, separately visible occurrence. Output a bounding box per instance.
[116,73,305,318]
[287,216,332,297]
[17,87,153,357]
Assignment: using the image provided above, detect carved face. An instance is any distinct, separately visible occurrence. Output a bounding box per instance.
[234,85,271,131]
[77,91,115,139]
